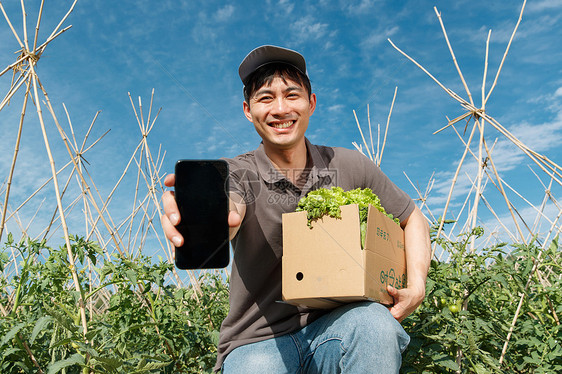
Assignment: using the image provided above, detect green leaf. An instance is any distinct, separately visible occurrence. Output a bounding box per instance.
[7,232,14,245]
[210,330,220,346]
[90,356,123,370]
[0,322,26,346]
[50,337,73,349]
[435,355,460,371]
[126,269,138,284]
[47,353,84,374]
[43,303,79,334]
[129,360,172,373]
[0,251,8,272]
[0,347,20,358]
[30,316,53,345]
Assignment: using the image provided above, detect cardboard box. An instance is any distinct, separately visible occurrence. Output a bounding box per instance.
[282,204,406,309]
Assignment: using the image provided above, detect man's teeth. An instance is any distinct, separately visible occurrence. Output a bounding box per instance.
[271,121,293,129]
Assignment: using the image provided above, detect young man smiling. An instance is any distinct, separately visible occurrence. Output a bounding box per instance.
[162,45,431,373]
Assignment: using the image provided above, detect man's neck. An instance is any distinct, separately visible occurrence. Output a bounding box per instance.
[264,140,309,187]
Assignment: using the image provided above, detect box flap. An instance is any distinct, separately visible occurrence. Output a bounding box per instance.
[364,205,405,260]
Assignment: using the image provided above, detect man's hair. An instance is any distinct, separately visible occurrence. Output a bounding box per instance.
[243,63,312,105]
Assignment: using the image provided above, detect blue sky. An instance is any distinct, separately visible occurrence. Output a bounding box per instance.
[1,0,561,249]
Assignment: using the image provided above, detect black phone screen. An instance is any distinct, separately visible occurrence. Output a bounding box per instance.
[174,160,230,269]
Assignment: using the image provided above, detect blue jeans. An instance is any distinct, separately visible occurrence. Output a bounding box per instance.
[222,301,410,373]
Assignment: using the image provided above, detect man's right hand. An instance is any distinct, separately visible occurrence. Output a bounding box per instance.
[161,174,244,248]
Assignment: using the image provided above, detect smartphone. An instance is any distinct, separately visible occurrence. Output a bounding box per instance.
[174,160,230,269]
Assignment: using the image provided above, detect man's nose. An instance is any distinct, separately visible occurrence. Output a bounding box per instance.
[271,97,289,115]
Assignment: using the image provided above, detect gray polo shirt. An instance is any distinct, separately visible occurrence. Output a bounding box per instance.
[215,138,414,371]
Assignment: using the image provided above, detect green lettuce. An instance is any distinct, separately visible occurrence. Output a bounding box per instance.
[295,187,399,247]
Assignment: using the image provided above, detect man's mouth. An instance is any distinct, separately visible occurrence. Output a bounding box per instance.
[269,121,294,129]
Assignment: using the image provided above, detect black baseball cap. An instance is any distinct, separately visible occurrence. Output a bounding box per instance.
[238,45,307,85]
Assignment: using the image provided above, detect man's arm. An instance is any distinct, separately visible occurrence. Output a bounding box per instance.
[387,205,431,322]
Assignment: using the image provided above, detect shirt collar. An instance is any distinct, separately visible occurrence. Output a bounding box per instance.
[255,142,284,184]
[255,138,330,185]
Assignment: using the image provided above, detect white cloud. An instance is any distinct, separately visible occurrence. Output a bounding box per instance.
[291,15,330,45]
[327,104,344,112]
[527,0,562,13]
[215,5,235,22]
[361,26,399,49]
[278,0,295,15]
[345,0,377,15]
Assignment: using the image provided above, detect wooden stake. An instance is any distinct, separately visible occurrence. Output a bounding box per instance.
[29,64,89,338]
[0,79,30,243]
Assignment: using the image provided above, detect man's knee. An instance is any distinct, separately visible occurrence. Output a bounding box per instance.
[223,350,277,372]
[334,302,410,351]
[222,337,298,374]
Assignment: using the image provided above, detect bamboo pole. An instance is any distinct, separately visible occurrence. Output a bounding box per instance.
[0,79,30,243]
[378,87,397,167]
[28,64,89,338]
[128,146,144,253]
[402,172,438,224]
[482,139,527,243]
[353,110,373,162]
[0,69,31,112]
[124,91,186,287]
[20,0,30,53]
[37,78,127,255]
[470,117,485,252]
[431,121,479,257]
[0,54,29,78]
[479,194,518,243]
[44,0,77,44]
[85,139,143,242]
[434,7,473,107]
[32,0,45,54]
[367,104,375,162]
[41,159,78,241]
[130,93,175,263]
[485,0,527,105]
[0,1,25,49]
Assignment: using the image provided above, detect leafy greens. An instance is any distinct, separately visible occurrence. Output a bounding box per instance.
[296,187,399,247]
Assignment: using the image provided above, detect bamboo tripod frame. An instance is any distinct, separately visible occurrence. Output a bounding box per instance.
[0,2,216,361]
[386,0,561,367]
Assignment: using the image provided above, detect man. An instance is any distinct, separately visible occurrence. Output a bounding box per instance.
[162,45,430,373]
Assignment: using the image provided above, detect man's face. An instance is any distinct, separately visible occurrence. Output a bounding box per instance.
[243,76,316,152]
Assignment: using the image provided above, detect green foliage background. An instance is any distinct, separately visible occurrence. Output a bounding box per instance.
[403,228,561,373]
[0,235,228,373]
[1,228,560,373]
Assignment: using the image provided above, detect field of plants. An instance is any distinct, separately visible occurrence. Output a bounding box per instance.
[1,227,560,373]
[1,0,561,373]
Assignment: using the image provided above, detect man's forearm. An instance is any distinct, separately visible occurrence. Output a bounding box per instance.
[402,206,431,297]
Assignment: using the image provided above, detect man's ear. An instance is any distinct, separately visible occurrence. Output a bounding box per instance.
[309,93,317,116]
[243,101,253,123]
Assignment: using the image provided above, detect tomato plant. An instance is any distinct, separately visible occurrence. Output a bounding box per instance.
[402,227,562,373]
[0,229,560,373]
[0,235,229,373]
